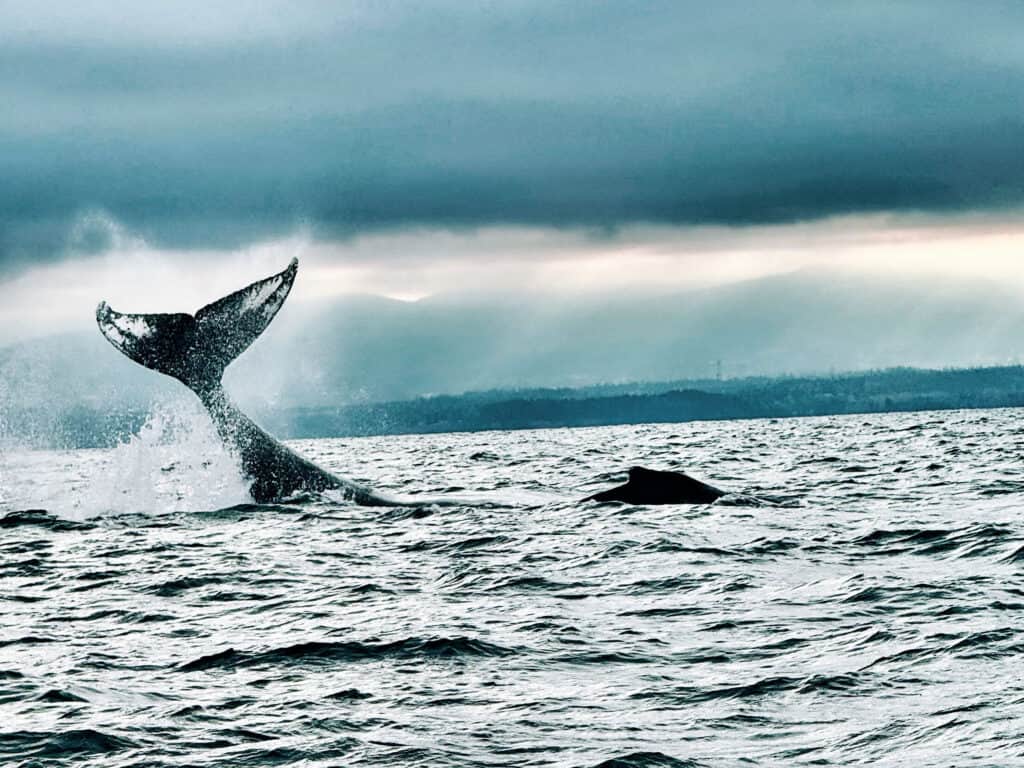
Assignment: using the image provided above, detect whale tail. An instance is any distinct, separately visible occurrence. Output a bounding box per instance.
[96,258,298,393]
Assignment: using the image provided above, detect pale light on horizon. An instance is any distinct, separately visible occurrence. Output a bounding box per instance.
[2,212,1024,345]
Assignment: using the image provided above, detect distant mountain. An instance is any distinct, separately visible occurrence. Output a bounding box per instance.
[272,365,1024,439]
[3,268,1024,428]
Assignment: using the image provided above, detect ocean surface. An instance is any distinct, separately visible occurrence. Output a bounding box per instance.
[1,403,1023,767]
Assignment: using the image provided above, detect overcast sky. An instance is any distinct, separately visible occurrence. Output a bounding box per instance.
[3,1,1024,339]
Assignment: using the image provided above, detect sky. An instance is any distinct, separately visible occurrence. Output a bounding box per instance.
[3,1,1024,342]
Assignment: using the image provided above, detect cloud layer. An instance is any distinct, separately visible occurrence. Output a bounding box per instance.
[4,1,1024,271]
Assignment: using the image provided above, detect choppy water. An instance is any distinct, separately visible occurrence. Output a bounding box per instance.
[2,405,1024,767]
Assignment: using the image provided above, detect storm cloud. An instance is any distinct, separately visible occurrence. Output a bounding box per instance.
[4,0,1024,271]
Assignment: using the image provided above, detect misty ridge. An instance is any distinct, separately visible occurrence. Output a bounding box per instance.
[3,267,1024,446]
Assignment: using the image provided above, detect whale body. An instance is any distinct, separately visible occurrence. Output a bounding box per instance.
[97,259,395,504]
[584,466,726,505]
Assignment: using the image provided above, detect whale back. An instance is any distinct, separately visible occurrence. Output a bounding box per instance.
[585,465,725,505]
[96,258,297,392]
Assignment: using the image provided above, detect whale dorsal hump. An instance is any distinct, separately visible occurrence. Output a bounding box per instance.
[584,465,726,505]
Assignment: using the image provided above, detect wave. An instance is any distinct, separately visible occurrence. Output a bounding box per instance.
[849,523,1018,558]
[630,672,869,706]
[219,741,361,766]
[36,688,89,703]
[619,606,707,618]
[553,650,658,665]
[591,753,705,768]
[178,636,518,672]
[0,635,56,648]
[489,575,592,593]
[863,627,1022,669]
[400,534,515,554]
[0,510,94,531]
[326,688,373,701]
[1002,544,1024,563]
[144,574,233,597]
[0,729,138,759]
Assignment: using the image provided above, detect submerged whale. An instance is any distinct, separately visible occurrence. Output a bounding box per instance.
[584,466,726,505]
[97,258,398,504]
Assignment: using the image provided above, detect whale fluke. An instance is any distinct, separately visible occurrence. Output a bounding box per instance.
[96,258,297,393]
[96,258,397,504]
[585,466,725,505]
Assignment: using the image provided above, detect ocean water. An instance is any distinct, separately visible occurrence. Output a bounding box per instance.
[1,405,1023,767]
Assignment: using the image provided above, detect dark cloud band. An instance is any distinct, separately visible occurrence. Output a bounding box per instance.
[3,1,1024,271]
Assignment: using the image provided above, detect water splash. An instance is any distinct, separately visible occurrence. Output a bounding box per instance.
[3,396,252,519]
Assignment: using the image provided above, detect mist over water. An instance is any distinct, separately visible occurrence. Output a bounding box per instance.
[2,408,1023,766]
